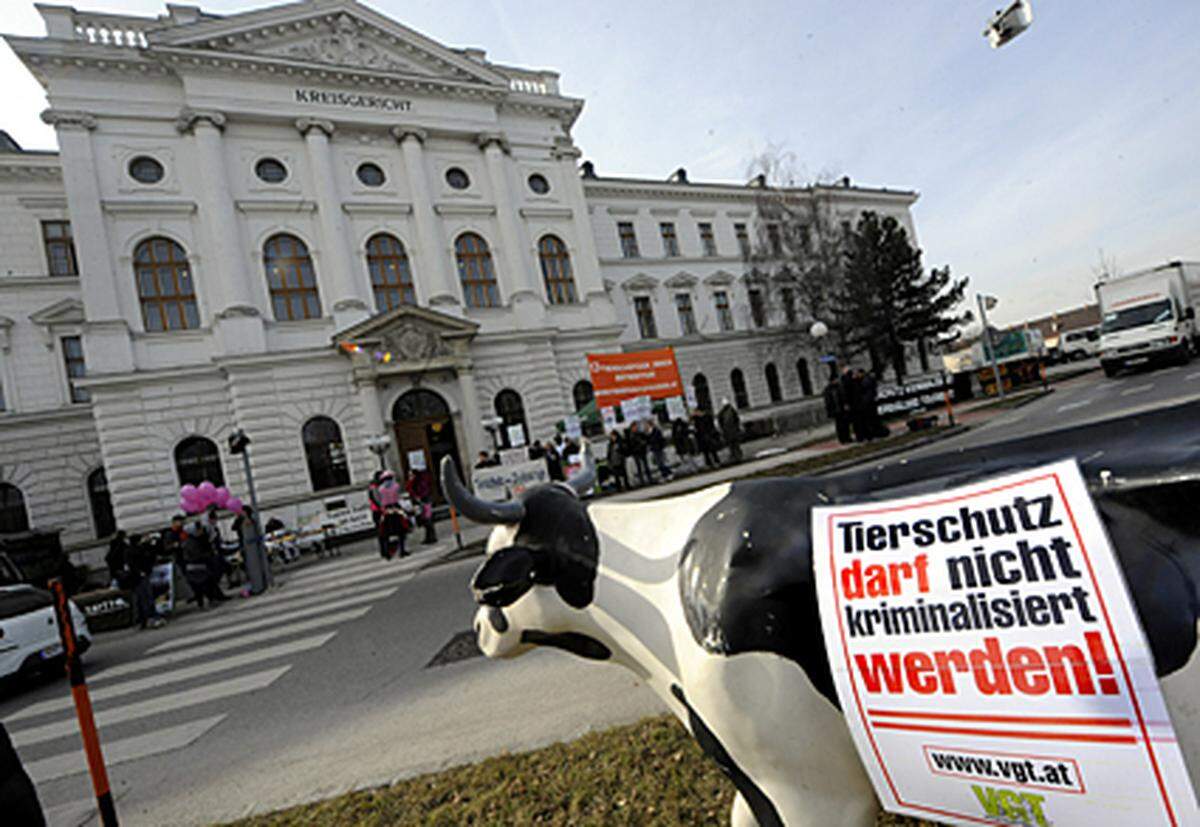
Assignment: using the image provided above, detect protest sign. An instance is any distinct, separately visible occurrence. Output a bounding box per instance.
[506,423,527,448]
[587,348,683,409]
[564,414,582,440]
[601,406,618,433]
[499,448,527,467]
[684,384,698,409]
[406,449,427,471]
[621,394,652,423]
[471,460,549,502]
[666,395,687,421]
[813,459,1197,826]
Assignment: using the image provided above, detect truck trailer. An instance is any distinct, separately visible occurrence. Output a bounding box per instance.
[1096,261,1200,377]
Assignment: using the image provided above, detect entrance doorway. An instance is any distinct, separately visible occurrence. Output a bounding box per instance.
[392,389,461,504]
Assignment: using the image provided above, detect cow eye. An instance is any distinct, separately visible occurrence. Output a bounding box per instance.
[472,546,536,607]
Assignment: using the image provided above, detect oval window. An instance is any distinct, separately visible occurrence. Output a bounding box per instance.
[128,156,164,185]
[445,167,470,190]
[255,157,288,184]
[356,162,386,187]
[527,173,550,195]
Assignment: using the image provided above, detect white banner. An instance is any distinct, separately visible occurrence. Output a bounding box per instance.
[499,448,527,467]
[685,385,698,409]
[471,459,549,502]
[601,406,618,434]
[813,459,1197,826]
[565,414,583,440]
[406,449,427,471]
[621,394,652,423]
[666,395,687,421]
[507,423,527,448]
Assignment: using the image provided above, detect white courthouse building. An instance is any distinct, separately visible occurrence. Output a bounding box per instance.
[0,0,918,556]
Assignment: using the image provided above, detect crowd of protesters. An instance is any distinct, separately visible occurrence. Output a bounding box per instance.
[823,367,889,444]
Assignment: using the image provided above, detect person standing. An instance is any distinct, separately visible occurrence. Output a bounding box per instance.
[857,369,889,440]
[824,375,851,444]
[671,417,695,473]
[545,437,565,482]
[236,506,270,594]
[128,534,165,629]
[840,368,865,443]
[717,398,743,463]
[406,466,437,544]
[182,522,229,607]
[605,430,629,491]
[375,471,403,558]
[646,420,672,480]
[626,422,651,486]
[106,530,132,590]
[693,409,721,468]
[367,470,384,530]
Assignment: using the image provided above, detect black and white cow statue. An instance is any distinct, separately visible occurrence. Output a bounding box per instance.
[442,402,1200,827]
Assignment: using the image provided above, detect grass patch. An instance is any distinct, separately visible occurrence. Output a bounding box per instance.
[222,715,936,827]
[967,389,1051,413]
[746,426,953,479]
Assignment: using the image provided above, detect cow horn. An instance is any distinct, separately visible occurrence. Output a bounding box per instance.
[566,443,596,496]
[440,456,526,524]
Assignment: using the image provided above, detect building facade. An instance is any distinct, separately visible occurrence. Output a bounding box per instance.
[0,0,917,554]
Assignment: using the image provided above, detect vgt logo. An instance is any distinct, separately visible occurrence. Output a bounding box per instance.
[972,785,1049,826]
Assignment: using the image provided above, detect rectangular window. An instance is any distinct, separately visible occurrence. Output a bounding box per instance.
[766,223,783,257]
[42,220,78,277]
[618,222,640,258]
[781,287,797,325]
[61,336,90,403]
[634,296,658,339]
[734,223,750,258]
[659,222,680,257]
[714,291,734,332]
[698,223,717,257]
[675,293,697,336]
[748,289,766,328]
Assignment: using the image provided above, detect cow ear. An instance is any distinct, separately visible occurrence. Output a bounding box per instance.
[472,546,536,607]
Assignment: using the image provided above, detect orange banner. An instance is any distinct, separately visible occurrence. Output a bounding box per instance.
[587,348,683,408]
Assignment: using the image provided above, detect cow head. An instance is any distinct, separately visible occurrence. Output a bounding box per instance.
[441,457,609,661]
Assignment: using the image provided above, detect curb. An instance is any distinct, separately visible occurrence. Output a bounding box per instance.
[813,424,971,476]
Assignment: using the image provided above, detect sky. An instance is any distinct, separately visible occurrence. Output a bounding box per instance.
[2,0,1199,325]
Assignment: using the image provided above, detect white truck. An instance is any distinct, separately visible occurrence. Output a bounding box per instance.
[1097,261,1200,377]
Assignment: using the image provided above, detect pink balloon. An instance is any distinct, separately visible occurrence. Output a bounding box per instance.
[180,484,198,499]
[198,481,216,495]
[215,487,231,507]
[227,497,244,513]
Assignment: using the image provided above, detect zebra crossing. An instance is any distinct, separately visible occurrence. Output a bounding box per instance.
[3,549,414,804]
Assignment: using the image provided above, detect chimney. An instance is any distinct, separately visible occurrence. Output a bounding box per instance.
[841,175,851,188]
[461,47,487,63]
[580,160,597,179]
[166,4,205,25]
[748,173,767,188]
[668,167,688,183]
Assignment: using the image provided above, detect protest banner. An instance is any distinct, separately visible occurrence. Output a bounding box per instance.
[406,449,427,471]
[813,459,1197,826]
[587,348,683,409]
[499,448,527,467]
[471,459,549,502]
[666,395,687,421]
[564,414,582,440]
[621,394,652,423]
[506,423,527,447]
[876,374,953,417]
[601,406,618,434]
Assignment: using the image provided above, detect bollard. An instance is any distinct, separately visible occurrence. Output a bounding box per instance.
[49,578,118,827]
[449,504,463,550]
[943,389,956,427]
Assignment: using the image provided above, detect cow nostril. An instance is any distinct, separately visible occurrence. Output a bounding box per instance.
[474,619,481,635]
[488,607,509,633]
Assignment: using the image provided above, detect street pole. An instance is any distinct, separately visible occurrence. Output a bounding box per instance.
[239,446,270,586]
[977,293,1005,399]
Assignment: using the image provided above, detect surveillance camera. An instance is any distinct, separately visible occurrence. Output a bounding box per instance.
[984,0,1033,49]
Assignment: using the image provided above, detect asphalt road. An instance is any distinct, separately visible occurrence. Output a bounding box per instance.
[2,546,660,826]
[892,360,1200,461]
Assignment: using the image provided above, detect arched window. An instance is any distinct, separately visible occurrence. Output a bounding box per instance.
[730,368,750,410]
[87,468,116,539]
[303,416,350,492]
[538,235,578,305]
[263,233,322,321]
[366,234,415,313]
[494,388,527,448]
[692,373,712,412]
[134,237,199,332]
[796,357,813,397]
[765,362,783,403]
[572,379,594,412]
[0,483,29,535]
[455,233,499,308]
[174,436,224,487]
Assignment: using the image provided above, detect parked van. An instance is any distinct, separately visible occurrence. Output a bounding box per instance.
[1097,261,1200,377]
[1060,325,1100,361]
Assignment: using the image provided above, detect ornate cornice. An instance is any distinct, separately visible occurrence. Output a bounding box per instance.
[295,117,335,138]
[475,131,510,153]
[40,109,96,132]
[175,107,226,134]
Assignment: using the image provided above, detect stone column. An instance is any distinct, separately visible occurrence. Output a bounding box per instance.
[554,139,618,327]
[391,127,461,313]
[478,132,544,324]
[296,118,371,330]
[456,363,485,461]
[177,108,266,355]
[42,109,134,374]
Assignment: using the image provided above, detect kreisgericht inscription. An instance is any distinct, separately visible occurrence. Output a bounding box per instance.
[294,89,412,112]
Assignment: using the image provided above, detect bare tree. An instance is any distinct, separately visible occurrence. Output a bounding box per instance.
[1092,248,1121,283]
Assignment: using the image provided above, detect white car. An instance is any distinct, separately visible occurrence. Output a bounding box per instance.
[0,582,91,684]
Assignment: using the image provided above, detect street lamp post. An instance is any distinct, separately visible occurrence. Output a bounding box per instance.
[810,320,836,380]
[365,434,391,471]
[228,428,270,590]
[976,293,1005,399]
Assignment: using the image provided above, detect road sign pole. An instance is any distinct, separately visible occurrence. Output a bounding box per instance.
[50,578,118,827]
[977,293,1006,398]
[239,445,270,587]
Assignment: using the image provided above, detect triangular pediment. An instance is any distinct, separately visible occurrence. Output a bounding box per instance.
[29,298,85,326]
[335,305,478,347]
[151,0,507,87]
